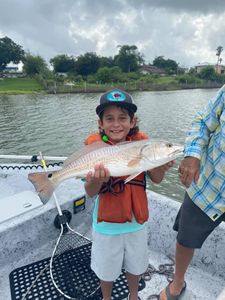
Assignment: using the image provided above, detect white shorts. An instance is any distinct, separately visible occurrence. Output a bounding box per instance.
[91,227,149,281]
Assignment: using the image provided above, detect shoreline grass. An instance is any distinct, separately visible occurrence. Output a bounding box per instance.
[0,78,44,94]
[0,77,223,95]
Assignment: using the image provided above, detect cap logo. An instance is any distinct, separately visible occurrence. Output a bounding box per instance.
[106,90,126,102]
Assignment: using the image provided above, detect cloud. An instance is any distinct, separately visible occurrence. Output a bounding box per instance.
[0,0,224,67]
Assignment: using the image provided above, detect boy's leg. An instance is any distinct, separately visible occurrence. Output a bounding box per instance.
[126,272,140,300]
[124,227,149,300]
[100,280,113,300]
[91,231,124,299]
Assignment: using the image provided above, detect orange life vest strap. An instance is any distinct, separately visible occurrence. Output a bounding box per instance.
[100,176,146,195]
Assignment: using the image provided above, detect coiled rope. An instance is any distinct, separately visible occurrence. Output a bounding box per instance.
[141,256,175,300]
[0,162,63,170]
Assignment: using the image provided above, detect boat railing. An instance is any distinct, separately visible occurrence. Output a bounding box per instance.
[0,154,67,162]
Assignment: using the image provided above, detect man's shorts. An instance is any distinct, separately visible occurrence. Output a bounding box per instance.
[91,227,149,281]
[174,192,225,248]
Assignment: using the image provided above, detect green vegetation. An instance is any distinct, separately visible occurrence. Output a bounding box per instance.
[0,37,25,72]
[0,36,224,94]
[0,78,44,94]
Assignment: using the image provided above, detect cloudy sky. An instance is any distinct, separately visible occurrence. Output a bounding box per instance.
[0,0,225,68]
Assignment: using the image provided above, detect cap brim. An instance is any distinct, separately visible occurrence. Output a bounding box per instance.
[96,102,137,116]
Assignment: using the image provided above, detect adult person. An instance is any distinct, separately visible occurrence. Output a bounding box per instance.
[160,85,225,300]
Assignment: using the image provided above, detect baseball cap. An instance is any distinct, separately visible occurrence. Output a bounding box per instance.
[96,88,137,116]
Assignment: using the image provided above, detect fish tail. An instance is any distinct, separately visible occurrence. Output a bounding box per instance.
[28,171,57,204]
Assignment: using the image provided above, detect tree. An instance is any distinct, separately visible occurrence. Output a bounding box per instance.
[216,46,223,65]
[96,66,123,83]
[114,45,144,73]
[99,56,114,68]
[23,54,48,76]
[96,67,112,83]
[198,66,217,81]
[0,36,25,71]
[153,56,178,74]
[75,52,101,76]
[50,54,76,73]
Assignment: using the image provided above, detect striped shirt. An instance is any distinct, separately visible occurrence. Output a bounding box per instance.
[185,85,225,221]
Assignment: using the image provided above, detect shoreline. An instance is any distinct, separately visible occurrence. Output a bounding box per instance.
[0,82,223,95]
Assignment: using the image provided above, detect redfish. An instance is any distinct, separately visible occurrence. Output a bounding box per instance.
[28,140,183,202]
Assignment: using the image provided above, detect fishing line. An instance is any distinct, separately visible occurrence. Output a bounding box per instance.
[39,152,100,300]
[22,152,100,300]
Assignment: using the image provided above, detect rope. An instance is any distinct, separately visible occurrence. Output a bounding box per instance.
[141,256,175,300]
[0,162,63,170]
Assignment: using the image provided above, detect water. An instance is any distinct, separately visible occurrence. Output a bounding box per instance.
[0,88,219,201]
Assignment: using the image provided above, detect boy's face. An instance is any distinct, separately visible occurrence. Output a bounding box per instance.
[99,105,135,143]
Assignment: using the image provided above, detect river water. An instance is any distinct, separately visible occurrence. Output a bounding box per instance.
[0,88,219,201]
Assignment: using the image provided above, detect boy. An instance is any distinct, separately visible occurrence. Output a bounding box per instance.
[85,88,174,300]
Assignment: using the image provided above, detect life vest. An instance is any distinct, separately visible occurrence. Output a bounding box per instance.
[85,132,149,224]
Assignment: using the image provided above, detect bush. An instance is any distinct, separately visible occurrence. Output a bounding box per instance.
[177,75,201,84]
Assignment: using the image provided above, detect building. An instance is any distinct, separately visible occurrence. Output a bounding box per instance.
[139,65,166,76]
[0,64,25,78]
[3,66,19,73]
[195,63,225,75]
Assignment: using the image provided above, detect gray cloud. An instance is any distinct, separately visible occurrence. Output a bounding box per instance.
[0,0,224,67]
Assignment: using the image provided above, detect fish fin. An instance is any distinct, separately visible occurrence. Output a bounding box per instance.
[124,172,143,184]
[28,171,57,204]
[64,141,110,167]
[127,157,141,167]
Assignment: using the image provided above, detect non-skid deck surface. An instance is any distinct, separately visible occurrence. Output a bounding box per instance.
[9,243,145,300]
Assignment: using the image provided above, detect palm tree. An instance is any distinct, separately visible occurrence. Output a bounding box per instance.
[216,46,223,65]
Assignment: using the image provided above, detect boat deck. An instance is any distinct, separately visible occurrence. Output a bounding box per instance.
[1,240,224,300]
[0,167,224,300]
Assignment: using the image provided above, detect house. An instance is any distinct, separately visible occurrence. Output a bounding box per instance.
[215,64,225,75]
[195,63,225,75]
[139,65,166,76]
[0,64,25,78]
[3,66,19,73]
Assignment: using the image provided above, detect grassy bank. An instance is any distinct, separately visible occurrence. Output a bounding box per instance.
[0,77,223,95]
[0,78,44,94]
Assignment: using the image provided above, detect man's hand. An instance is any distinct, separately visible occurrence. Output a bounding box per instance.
[178,157,200,188]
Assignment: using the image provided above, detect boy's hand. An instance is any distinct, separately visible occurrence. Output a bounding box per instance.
[178,157,200,187]
[148,160,175,184]
[86,163,110,185]
[159,160,176,172]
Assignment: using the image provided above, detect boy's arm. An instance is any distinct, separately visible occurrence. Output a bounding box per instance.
[147,161,175,184]
[85,164,110,197]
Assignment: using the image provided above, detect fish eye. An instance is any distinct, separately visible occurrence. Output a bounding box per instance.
[167,143,173,148]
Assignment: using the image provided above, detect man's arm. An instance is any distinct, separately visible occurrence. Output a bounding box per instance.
[180,86,224,187]
[184,87,224,160]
